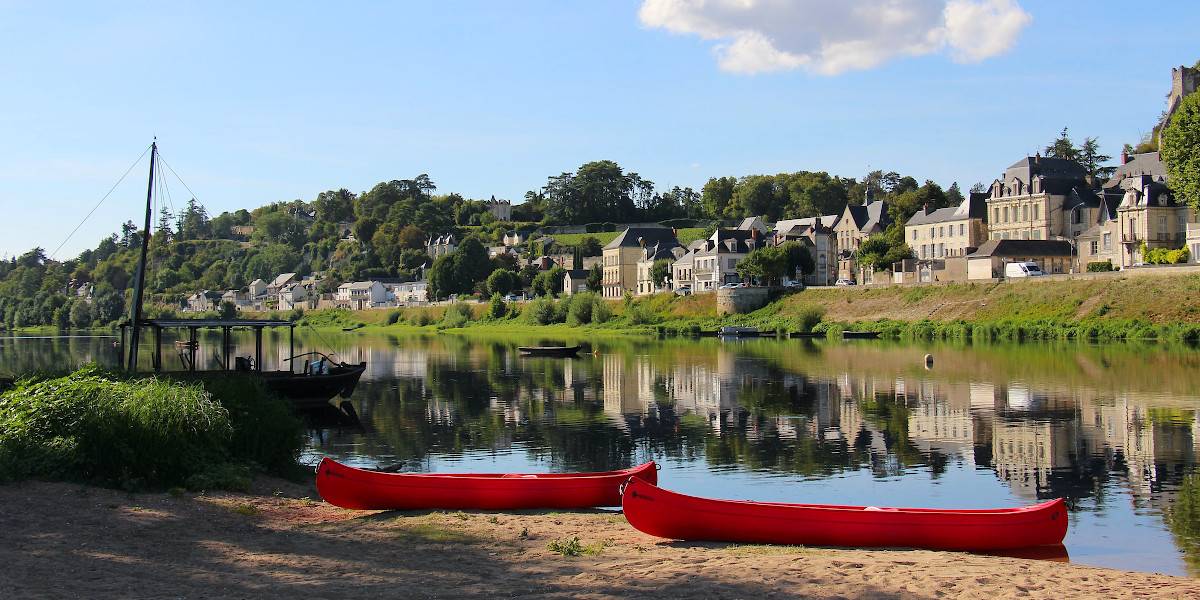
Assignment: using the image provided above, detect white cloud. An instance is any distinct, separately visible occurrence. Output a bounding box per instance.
[638,0,1032,75]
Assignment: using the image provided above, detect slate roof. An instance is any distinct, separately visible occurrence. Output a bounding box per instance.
[1004,156,1088,182]
[774,215,840,235]
[967,239,1073,258]
[1103,152,1168,189]
[696,229,761,256]
[603,227,677,250]
[843,200,891,233]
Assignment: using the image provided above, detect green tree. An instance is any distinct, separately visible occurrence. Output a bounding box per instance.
[1044,127,1079,161]
[313,188,356,223]
[486,269,519,296]
[1162,92,1200,211]
[586,263,603,292]
[781,241,815,278]
[736,246,789,285]
[650,259,672,289]
[702,176,736,219]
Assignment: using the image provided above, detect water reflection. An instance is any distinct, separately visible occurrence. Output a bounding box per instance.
[4,331,1200,576]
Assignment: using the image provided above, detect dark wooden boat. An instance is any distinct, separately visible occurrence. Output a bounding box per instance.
[790,332,825,339]
[518,345,581,357]
[841,330,881,340]
[115,142,366,410]
[317,457,657,510]
[620,478,1068,552]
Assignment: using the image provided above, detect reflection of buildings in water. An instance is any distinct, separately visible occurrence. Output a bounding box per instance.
[1077,393,1197,505]
[906,380,975,458]
[991,419,1078,499]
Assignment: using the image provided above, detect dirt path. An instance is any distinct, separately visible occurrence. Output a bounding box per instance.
[1,480,1195,599]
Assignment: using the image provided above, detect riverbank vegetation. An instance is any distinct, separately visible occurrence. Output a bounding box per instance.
[0,365,303,490]
[286,272,1200,345]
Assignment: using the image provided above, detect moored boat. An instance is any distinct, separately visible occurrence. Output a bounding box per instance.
[717,326,759,337]
[317,457,656,510]
[620,478,1068,551]
[517,345,581,357]
[841,330,881,340]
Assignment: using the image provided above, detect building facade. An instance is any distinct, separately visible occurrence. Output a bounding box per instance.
[834,195,891,281]
[985,156,1099,243]
[601,227,679,299]
[905,192,989,260]
[773,215,840,286]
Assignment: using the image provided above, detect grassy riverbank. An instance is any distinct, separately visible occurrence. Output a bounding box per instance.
[0,366,304,490]
[288,272,1200,344]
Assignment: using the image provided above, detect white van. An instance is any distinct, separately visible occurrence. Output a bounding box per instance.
[1004,261,1045,278]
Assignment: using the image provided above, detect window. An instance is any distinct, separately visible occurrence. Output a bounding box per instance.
[959,223,965,236]
[1022,205,1029,221]
[1103,232,1111,251]
[994,208,1001,223]
[1033,205,1040,220]
[939,226,945,237]
[912,229,918,240]
[1021,230,1029,240]
[1032,230,1042,240]
[1003,207,1010,222]
[1090,241,1099,255]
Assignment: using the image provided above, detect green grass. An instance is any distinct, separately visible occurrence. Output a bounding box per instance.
[0,365,304,490]
[547,536,607,557]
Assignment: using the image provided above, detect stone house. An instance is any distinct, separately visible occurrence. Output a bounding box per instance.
[636,241,686,296]
[905,192,989,260]
[601,227,678,298]
[278,284,307,311]
[248,278,268,299]
[389,281,428,304]
[562,269,591,296]
[426,234,457,259]
[689,228,762,292]
[985,156,1100,242]
[485,196,512,221]
[671,240,707,291]
[266,273,297,295]
[1107,152,1195,268]
[773,215,840,286]
[834,194,891,281]
[186,290,222,312]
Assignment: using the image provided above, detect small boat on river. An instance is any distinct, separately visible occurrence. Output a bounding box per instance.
[620,478,1068,552]
[517,345,581,357]
[316,457,657,510]
[841,330,881,340]
[717,326,759,337]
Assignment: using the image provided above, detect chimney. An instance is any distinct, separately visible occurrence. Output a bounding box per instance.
[923,202,930,215]
[751,228,760,240]
[1121,150,1129,165]
[672,227,678,237]
[637,236,645,248]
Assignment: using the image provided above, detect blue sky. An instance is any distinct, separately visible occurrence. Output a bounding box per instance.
[1,1,1197,259]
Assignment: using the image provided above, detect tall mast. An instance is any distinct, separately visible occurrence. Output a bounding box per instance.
[126,141,156,372]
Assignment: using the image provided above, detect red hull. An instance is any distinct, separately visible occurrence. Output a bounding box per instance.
[620,478,1068,551]
[317,458,657,510]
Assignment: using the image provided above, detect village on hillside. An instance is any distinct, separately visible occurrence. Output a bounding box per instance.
[148,65,1200,314]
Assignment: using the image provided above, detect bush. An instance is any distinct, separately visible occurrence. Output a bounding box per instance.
[414,311,434,326]
[442,302,473,328]
[1087,261,1114,272]
[386,309,404,325]
[488,293,508,319]
[524,297,559,325]
[566,292,602,326]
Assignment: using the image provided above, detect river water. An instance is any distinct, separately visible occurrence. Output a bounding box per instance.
[3,330,1199,576]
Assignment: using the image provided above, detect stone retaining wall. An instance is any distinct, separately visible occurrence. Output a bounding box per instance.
[716,287,770,314]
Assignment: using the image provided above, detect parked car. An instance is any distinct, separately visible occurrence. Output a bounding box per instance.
[834,278,856,286]
[503,294,521,302]
[718,283,736,289]
[674,285,692,296]
[1004,261,1045,278]
[782,280,804,289]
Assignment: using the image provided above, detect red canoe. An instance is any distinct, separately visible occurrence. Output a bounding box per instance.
[620,478,1068,551]
[316,457,657,510]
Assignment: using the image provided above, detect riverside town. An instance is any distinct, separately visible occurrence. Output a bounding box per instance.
[3,3,1200,599]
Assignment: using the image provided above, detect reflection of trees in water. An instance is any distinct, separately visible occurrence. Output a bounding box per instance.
[1167,473,1200,576]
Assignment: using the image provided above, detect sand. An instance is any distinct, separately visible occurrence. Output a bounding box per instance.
[1,479,1196,599]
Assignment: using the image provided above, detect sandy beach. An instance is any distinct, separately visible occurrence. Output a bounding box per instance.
[1,478,1196,599]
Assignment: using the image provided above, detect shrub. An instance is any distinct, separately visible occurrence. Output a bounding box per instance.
[1087,261,1114,272]
[524,297,559,325]
[386,309,404,325]
[414,311,434,326]
[442,302,473,328]
[488,293,508,319]
[566,292,602,326]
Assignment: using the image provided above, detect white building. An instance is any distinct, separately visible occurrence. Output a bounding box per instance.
[278,283,308,310]
[389,281,429,304]
[426,235,457,259]
[337,281,388,309]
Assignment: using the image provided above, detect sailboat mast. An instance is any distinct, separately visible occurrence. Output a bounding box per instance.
[125,141,157,372]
